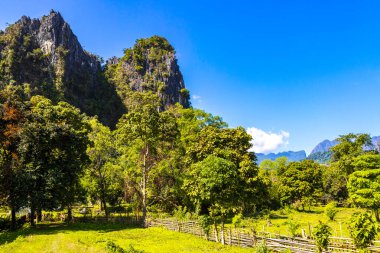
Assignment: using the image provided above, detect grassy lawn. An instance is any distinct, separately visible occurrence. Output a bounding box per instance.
[0,223,254,253]
[239,206,366,238]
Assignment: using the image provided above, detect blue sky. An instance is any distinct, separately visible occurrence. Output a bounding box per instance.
[1,0,380,154]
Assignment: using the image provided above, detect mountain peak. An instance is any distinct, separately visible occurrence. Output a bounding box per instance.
[0,11,191,127]
[256,150,306,164]
[310,139,338,155]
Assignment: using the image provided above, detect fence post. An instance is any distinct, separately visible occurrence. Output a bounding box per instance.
[229,228,232,245]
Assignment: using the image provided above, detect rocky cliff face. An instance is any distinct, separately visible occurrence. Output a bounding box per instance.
[104,36,190,110]
[309,139,338,155]
[0,11,190,126]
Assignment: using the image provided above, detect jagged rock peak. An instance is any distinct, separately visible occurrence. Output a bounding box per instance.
[0,11,191,127]
[0,10,123,127]
[105,36,191,109]
[14,10,98,72]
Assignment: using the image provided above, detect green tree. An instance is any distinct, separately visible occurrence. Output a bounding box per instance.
[184,155,239,244]
[183,125,265,243]
[322,163,348,202]
[259,157,289,208]
[83,118,124,217]
[347,154,380,220]
[331,133,373,178]
[18,96,89,224]
[186,125,266,213]
[0,85,29,229]
[279,160,323,210]
[159,105,228,210]
[349,212,378,252]
[313,221,332,253]
[115,92,179,225]
[324,201,338,221]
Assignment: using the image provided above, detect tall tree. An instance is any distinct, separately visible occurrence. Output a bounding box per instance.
[83,118,123,217]
[331,133,373,179]
[279,160,323,209]
[18,96,89,224]
[185,125,265,214]
[184,155,239,244]
[0,85,28,229]
[347,154,380,221]
[115,92,179,225]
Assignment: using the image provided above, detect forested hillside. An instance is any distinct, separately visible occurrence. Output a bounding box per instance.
[0,10,189,127]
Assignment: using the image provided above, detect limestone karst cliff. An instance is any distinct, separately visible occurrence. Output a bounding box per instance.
[0,10,190,126]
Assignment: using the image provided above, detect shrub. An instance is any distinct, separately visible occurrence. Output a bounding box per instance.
[324,202,338,221]
[232,213,243,229]
[106,241,125,253]
[313,221,332,253]
[349,212,378,252]
[106,242,145,253]
[173,206,188,221]
[285,219,301,238]
[255,242,271,253]
[198,215,212,239]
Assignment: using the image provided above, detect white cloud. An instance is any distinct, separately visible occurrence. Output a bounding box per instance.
[192,95,201,100]
[247,127,290,154]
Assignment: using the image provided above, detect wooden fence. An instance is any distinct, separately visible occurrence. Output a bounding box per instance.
[148,218,380,253]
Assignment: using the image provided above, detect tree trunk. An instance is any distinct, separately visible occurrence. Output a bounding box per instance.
[214,220,219,242]
[30,205,35,227]
[142,149,148,227]
[67,204,72,223]
[221,218,225,245]
[11,208,16,231]
[37,209,42,223]
[102,199,109,218]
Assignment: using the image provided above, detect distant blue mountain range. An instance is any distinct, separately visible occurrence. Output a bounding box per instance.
[256,150,306,164]
[256,135,380,164]
[309,136,380,155]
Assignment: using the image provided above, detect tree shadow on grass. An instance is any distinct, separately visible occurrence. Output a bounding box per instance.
[0,222,141,246]
[269,213,288,219]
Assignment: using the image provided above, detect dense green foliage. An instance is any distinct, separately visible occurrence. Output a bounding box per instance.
[83,118,123,217]
[324,201,338,221]
[349,212,378,251]
[348,154,380,220]
[278,160,323,209]
[0,87,90,227]
[307,151,332,164]
[313,221,332,253]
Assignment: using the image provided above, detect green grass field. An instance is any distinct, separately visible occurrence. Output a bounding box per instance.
[0,223,254,253]
[237,206,367,239]
[0,206,377,252]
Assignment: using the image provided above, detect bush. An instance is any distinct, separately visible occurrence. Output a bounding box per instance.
[173,206,188,221]
[324,202,338,221]
[349,212,378,252]
[255,242,271,253]
[107,241,125,253]
[106,241,145,253]
[313,221,332,253]
[198,215,212,238]
[232,213,243,229]
[285,219,301,238]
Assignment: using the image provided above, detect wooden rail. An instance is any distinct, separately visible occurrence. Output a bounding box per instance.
[148,218,380,253]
